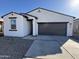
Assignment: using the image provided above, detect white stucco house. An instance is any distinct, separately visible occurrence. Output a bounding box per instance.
[2,8,75,37]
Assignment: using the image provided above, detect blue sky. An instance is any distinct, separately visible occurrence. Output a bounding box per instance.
[0,0,79,18]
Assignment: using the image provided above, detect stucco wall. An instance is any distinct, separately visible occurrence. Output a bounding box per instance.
[3,13,31,37]
[23,17,31,36]
[28,8,74,36]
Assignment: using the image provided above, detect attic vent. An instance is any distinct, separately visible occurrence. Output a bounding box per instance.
[11,13,14,16]
[37,9,41,13]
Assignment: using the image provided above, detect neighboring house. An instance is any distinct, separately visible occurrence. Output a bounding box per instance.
[2,8,75,37]
[0,18,3,35]
[73,18,79,35]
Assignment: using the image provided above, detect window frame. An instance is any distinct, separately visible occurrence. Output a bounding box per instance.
[9,17,17,31]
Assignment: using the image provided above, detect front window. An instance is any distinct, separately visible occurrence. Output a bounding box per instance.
[11,19,16,29]
[9,17,16,30]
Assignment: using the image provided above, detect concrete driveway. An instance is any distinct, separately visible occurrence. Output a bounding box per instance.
[23,35,79,59]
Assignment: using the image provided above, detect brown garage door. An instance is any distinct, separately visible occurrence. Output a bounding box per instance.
[38,22,67,36]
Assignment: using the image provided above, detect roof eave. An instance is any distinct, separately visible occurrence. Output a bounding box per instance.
[27,7,75,18]
[1,12,28,19]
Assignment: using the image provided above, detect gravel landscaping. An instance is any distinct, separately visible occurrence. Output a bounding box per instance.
[0,37,34,59]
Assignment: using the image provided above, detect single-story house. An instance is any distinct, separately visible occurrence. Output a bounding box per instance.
[2,8,75,37]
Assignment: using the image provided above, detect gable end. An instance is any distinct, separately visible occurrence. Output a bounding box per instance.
[27,7,75,18]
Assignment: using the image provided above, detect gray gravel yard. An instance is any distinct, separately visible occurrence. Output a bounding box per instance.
[0,37,34,59]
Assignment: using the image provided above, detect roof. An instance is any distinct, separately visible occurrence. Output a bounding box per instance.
[19,13,38,19]
[1,7,75,19]
[27,7,75,18]
[74,18,79,21]
[1,12,38,19]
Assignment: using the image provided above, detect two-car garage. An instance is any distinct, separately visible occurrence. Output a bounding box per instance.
[38,22,68,36]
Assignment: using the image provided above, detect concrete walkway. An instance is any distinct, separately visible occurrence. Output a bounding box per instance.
[63,39,79,59]
[23,36,79,59]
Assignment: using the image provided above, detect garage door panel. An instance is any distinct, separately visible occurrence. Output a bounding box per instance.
[38,23,67,36]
